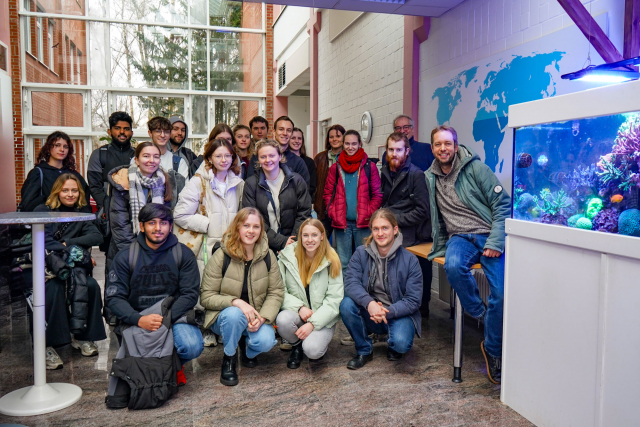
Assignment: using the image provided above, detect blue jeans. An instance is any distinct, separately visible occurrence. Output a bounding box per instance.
[443,234,505,358]
[335,220,371,274]
[340,296,415,356]
[212,306,277,358]
[172,323,204,365]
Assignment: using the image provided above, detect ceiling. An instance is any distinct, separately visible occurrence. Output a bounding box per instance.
[247,0,467,17]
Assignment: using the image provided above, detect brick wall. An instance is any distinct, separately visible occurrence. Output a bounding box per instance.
[265,4,273,130]
[317,11,404,158]
[238,2,264,125]
[9,0,23,203]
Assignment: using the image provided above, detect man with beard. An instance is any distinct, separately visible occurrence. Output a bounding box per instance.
[425,125,510,385]
[106,203,203,386]
[382,115,435,172]
[168,116,197,176]
[247,116,311,190]
[380,132,432,317]
[88,111,136,254]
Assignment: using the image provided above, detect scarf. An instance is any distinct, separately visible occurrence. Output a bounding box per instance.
[128,165,166,234]
[338,148,366,174]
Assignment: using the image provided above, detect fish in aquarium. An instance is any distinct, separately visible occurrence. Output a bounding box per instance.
[537,154,548,167]
[516,153,532,168]
[610,194,624,203]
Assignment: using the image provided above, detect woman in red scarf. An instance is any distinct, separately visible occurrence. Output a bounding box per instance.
[322,130,382,273]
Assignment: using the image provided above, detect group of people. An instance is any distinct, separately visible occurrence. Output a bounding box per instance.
[17,110,510,399]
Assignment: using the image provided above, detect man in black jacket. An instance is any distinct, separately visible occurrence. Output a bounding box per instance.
[381,132,432,317]
[382,115,435,172]
[106,204,203,376]
[247,116,311,189]
[87,111,135,253]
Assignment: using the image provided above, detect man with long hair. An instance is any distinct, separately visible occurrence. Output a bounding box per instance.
[339,209,423,370]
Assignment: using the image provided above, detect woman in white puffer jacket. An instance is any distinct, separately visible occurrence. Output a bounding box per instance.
[174,137,244,273]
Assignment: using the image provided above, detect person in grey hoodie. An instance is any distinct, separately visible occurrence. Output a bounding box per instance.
[340,208,423,370]
[169,116,198,177]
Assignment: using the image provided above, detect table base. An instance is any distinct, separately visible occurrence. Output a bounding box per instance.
[0,383,82,416]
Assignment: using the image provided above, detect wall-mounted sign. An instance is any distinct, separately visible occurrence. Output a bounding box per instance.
[361,111,372,144]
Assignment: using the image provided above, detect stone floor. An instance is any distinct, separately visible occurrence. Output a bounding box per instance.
[0,251,534,427]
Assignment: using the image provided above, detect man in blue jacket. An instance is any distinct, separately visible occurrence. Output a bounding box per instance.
[340,209,423,370]
[106,203,204,384]
[425,125,511,384]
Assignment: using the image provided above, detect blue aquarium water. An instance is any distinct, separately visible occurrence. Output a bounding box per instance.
[512,111,640,237]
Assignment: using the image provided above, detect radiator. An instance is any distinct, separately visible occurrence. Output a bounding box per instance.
[434,263,490,306]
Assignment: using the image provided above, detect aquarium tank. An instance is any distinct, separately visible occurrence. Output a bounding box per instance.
[512,111,640,237]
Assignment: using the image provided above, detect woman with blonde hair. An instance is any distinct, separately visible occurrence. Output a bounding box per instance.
[33,174,106,369]
[276,218,343,368]
[200,207,284,386]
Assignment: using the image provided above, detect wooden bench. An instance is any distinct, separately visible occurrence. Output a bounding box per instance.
[406,242,483,383]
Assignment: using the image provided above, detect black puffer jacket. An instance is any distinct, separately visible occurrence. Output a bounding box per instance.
[380,155,432,247]
[242,164,312,252]
[34,204,102,251]
[20,162,92,212]
[247,150,311,191]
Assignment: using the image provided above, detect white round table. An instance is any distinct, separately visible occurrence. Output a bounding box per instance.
[0,212,96,416]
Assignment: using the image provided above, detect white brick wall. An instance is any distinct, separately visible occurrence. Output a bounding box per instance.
[420,0,625,82]
[318,11,404,157]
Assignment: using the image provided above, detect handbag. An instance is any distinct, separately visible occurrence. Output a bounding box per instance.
[173,174,207,256]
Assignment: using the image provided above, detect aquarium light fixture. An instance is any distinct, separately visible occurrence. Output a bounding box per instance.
[561,56,640,83]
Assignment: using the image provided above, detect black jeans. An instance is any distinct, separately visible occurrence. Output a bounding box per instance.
[30,276,107,347]
[418,256,432,314]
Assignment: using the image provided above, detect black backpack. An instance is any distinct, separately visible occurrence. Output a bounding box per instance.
[211,241,271,277]
[128,240,183,271]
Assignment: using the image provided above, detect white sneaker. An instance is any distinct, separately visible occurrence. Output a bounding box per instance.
[71,338,98,357]
[203,330,218,347]
[46,347,63,370]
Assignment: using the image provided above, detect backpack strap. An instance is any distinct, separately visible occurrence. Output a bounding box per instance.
[264,251,271,271]
[212,241,232,277]
[328,165,339,209]
[36,166,43,196]
[99,145,109,181]
[172,244,183,269]
[364,160,372,200]
[128,240,140,273]
[173,154,181,174]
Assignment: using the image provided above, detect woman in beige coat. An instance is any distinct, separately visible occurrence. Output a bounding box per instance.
[200,207,284,386]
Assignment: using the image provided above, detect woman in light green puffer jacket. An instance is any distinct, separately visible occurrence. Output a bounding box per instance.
[276,218,344,369]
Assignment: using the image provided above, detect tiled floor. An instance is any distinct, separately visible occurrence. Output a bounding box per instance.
[0,251,533,427]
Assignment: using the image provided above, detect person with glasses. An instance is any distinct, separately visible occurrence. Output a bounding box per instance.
[145,116,190,180]
[381,115,435,172]
[174,138,244,274]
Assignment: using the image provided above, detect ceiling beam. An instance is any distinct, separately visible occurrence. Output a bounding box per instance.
[557,0,624,64]
[624,0,640,59]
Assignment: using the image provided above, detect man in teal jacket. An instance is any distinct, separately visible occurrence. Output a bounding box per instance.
[425,125,511,385]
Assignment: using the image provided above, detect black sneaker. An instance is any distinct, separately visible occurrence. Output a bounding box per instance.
[480,341,501,384]
[346,354,373,370]
[387,348,403,361]
[238,336,258,368]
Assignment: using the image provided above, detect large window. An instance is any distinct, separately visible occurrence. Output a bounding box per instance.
[19,0,266,176]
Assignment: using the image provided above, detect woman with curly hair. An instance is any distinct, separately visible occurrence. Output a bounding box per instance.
[20,131,91,212]
[200,207,284,386]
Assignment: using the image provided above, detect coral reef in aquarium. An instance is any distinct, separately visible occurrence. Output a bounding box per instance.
[568,214,585,228]
[586,198,603,219]
[575,217,593,230]
[513,111,640,239]
[592,209,619,233]
[618,209,640,236]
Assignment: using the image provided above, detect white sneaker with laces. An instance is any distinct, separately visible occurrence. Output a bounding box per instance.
[71,338,98,357]
[46,347,63,370]
[203,330,218,347]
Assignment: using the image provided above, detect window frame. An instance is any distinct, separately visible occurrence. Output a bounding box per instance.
[48,19,54,69]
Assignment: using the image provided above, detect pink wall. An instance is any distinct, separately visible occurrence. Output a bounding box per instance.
[0,0,16,212]
[403,16,430,139]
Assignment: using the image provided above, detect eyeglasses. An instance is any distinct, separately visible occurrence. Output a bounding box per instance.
[213,154,233,160]
[393,125,413,132]
[152,130,171,136]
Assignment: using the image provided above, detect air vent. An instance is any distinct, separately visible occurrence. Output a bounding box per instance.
[278,63,286,90]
